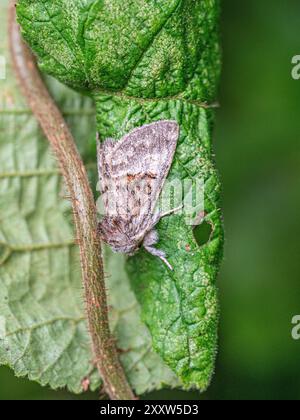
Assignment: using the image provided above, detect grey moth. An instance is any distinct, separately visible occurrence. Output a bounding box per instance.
[97,120,180,270]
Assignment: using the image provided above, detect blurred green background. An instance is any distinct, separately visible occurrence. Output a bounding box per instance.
[1,0,300,400]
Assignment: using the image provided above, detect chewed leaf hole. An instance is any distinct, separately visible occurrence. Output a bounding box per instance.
[193,221,213,247]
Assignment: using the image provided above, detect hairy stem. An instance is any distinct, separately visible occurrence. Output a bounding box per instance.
[8,1,135,401]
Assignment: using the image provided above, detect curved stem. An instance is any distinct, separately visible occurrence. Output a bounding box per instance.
[8,1,135,401]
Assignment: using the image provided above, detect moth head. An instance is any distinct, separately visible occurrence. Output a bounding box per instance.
[98,217,140,256]
[111,242,140,256]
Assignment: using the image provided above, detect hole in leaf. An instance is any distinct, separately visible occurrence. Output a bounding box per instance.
[193,221,213,247]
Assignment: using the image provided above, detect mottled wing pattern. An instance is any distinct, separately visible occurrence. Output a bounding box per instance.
[97,121,179,247]
[97,138,116,212]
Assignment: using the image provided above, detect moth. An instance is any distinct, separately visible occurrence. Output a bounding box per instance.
[97,120,181,270]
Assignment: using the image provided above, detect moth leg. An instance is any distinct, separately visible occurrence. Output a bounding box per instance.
[160,204,183,219]
[143,229,159,247]
[143,230,173,271]
[144,245,174,271]
[152,204,184,226]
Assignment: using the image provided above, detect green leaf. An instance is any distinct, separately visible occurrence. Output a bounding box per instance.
[0,0,179,395]
[95,94,223,391]
[16,0,224,391]
[16,0,220,101]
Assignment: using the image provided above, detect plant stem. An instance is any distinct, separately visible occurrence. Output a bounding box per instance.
[8,1,135,401]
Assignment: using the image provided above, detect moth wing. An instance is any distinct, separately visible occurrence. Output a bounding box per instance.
[97,138,118,217]
[97,138,115,188]
[97,121,179,238]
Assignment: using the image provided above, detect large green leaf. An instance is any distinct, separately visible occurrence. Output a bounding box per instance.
[16,0,220,101]
[0,0,179,394]
[15,0,223,391]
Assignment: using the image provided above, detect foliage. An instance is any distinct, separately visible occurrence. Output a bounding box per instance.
[0,0,223,393]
